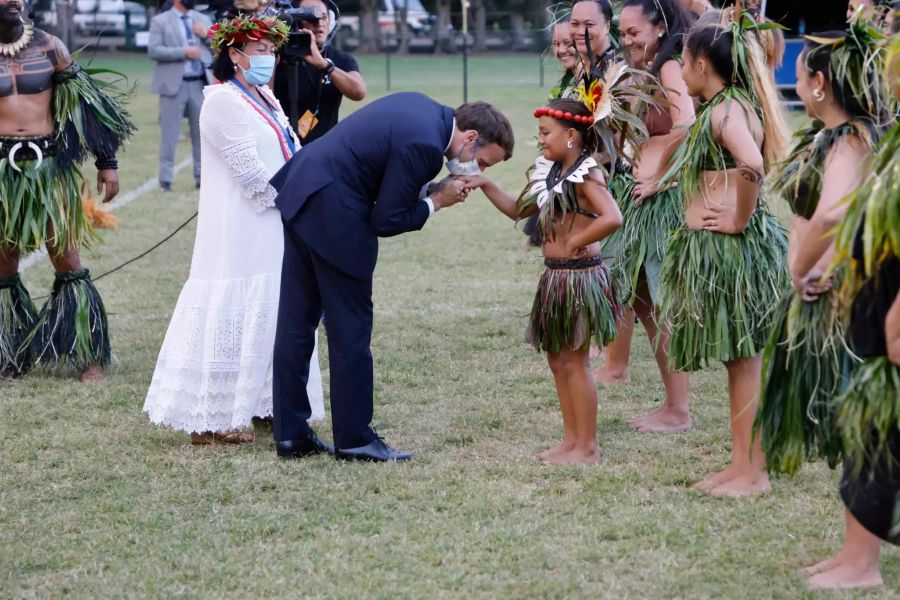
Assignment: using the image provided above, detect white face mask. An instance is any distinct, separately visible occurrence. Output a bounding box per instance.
[446,139,482,177]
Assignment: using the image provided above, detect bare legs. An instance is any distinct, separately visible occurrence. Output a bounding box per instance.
[693,355,770,497]
[804,509,883,590]
[594,277,691,432]
[627,283,692,432]
[1,240,103,382]
[593,311,634,384]
[539,348,600,465]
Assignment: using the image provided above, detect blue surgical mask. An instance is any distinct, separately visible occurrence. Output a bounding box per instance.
[236,50,275,86]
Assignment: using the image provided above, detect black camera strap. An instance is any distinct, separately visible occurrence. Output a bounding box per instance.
[300,46,331,119]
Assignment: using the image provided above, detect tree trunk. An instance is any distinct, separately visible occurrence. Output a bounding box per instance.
[396,0,410,53]
[510,12,525,50]
[55,0,75,49]
[471,0,486,52]
[435,0,451,53]
[359,0,379,53]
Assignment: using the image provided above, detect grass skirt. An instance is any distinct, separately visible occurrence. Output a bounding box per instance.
[24,269,111,372]
[658,207,789,372]
[756,289,852,475]
[0,156,91,254]
[0,273,37,377]
[525,256,621,353]
[838,357,900,478]
[602,172,684,305]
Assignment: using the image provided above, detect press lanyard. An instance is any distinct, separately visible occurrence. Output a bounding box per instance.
[230,80,297,157]
[300,48,330,119]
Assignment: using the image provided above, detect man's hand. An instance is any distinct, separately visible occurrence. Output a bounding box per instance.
[185,46,202,60]
[431,178,468,211]
[97,170,120,203]
[301,30,329,70]
[792,267,832,302]
[191,21,209,39]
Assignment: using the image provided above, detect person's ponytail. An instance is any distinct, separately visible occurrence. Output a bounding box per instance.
[741,28,790,168]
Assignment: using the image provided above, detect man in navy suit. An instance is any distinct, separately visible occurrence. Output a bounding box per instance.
[269,92,515,462]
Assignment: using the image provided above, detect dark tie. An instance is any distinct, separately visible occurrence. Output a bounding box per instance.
[181,15,202,75]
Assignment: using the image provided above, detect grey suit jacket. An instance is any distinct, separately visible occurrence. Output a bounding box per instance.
[148,8,213,96]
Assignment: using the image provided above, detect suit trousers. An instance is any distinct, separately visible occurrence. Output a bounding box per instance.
[158,79,203,185]
[274,222,377,449]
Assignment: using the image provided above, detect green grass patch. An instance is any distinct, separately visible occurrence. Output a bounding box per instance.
[1,53,896,598]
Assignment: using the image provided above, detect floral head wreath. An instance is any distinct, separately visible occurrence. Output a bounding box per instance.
[208,16,290,51]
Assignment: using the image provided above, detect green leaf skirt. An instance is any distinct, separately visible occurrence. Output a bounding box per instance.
[0,155,92,255]
[658,206,789,372]
[755,288,853,476]
[526,256,622,354]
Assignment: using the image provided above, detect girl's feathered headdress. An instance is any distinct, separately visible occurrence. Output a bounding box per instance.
[208,16,290,51]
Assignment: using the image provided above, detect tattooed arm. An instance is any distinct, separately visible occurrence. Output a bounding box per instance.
[790,135,871,295]
[49,34,73,72]
[701,101,764,234]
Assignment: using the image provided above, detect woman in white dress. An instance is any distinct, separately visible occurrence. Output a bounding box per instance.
[144,16,325,444]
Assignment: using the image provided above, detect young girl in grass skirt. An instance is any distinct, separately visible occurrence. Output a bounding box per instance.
[803,29,900,591]
[655,10,792,497]
[461,97,623,465]
[593,0,695,435]
[755,21,888,478]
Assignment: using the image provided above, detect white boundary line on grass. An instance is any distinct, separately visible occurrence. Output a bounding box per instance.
[20,157,192,273]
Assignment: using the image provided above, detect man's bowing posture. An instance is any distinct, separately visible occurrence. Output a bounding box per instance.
[270,93,514,461]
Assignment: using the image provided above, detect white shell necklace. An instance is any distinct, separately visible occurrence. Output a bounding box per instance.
[0,22,33,58]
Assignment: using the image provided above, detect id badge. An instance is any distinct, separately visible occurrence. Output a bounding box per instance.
[297,110,319,139]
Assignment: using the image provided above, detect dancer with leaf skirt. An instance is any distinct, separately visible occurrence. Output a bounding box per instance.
[0,1,134,381]
[462,58,654,463]
[592,0,695,435]
[463,98,622,465]
[524,13,582,249]
[804,30,900,592]
[755,20,888,478]
[656,9,791,497]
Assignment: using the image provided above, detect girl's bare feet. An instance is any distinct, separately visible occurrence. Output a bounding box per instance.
[592,365,631,385]
[807,562,883,590]
[535,439,576,461]
[630,406,693,433]
[80,365,104,382]
[545,446,601,465]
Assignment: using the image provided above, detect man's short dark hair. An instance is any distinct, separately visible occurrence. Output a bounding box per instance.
[454,102,515,159]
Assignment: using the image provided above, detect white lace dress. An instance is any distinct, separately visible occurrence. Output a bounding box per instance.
[143,82,325,433]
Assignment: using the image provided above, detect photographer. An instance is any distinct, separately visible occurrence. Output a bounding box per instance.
[273,0,367,143]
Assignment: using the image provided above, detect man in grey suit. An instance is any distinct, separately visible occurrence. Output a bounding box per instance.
[148,0,213,191]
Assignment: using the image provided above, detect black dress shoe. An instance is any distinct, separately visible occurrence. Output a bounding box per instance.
[336,437,413,462]
[276,431,334,459]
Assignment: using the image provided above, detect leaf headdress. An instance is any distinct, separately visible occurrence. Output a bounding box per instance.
[805,13,895,128]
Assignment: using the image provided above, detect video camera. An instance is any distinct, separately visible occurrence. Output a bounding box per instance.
[274,2,319,59]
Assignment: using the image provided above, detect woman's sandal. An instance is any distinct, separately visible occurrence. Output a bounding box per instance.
[190,431,255,445]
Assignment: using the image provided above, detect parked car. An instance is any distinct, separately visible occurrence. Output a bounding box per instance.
[337,0,435,38]
[74,0,148,36]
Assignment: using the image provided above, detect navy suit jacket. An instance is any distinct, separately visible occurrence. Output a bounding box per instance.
[271,92,455,280]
